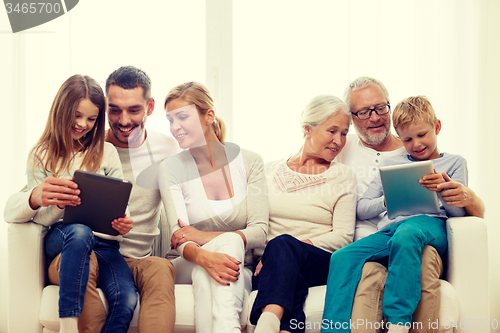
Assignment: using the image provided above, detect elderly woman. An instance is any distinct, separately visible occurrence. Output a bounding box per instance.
[250,95,357,333]
[159,81,269,333]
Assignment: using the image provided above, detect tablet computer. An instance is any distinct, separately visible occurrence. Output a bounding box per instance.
[379,160,440,220]
[63,170,133,236]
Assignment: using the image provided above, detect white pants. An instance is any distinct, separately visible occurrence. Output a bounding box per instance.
[171,232,251,333]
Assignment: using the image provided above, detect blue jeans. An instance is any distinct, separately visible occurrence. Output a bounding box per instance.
[321,215,447,332]
[250,234,332,333]
[45,223,138,332]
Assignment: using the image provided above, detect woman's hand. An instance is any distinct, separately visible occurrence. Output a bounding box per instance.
[419,169,445,192]
[112,214,133,235]
[197,249,241,286]
[29,177,80,210]
[171,219,215,249]
[254,260,263,276]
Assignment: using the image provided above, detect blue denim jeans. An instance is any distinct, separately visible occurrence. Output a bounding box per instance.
[321,215,447,332]
[45,223,138,332]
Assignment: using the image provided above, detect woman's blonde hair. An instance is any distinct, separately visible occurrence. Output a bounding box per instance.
[164,81,226,142]
[393,96,437,130]
[31,74,106,176]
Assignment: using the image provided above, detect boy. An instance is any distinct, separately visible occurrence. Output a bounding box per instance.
[321,96,467,333]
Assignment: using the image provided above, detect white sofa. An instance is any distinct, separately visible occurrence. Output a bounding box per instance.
[7,217,489,333]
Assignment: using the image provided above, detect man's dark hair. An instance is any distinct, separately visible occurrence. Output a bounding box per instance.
[105,66,152,101]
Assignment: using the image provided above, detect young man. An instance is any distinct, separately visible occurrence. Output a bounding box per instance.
[100,66,180,332]
[336,77,484,333]
[5,66,180,332]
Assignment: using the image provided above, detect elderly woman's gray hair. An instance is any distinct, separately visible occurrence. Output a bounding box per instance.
[300,95,351,138]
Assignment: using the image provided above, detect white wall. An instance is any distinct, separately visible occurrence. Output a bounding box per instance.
[479,0,500,329]
[1,1,499,332]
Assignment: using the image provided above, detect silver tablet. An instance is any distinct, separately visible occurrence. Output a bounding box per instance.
[379,160,440,220]
[63,170,132,236]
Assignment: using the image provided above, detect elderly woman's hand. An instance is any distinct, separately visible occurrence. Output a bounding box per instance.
[254,260,263,276]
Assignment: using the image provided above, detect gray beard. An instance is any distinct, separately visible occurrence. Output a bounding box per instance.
[353,123,389,147]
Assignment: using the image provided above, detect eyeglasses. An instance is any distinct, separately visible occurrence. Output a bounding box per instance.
[351,102,391,120]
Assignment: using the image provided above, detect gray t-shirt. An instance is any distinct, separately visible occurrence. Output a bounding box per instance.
[117,129,180,259]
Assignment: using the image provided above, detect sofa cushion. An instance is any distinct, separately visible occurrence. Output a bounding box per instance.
[39,285,140,331]
[244,281,459,333]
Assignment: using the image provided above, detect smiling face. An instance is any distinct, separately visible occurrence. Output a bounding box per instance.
[106,85,154,148]
[305,112,350,163]
[166,98,209,149]
[71,98,99,142]
[350,84,391,147]
[396,120,441,161]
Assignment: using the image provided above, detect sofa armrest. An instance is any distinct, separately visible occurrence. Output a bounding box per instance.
[8,221,47,333]
[446,217,490,332]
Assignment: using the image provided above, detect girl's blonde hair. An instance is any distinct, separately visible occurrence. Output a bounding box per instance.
[393,96,437,130]
[31,74,106,176]
[164,81,226,142]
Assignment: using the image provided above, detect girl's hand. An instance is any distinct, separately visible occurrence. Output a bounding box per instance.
[112,214,133,235]
[30,177,80,210]
[198,250,241,286]
[171,219,213,248]
[419,169,445,192]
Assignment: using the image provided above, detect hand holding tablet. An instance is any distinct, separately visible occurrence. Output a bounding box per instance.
[63,170,133,236]
[379,160,440,220]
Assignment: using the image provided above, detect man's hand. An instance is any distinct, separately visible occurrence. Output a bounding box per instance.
[419,169,445,192]
[29,177,80,210]
[112,214,133,235]
[437,173,472,207]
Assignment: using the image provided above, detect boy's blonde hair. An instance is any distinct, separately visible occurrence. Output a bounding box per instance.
[393,96,438,130]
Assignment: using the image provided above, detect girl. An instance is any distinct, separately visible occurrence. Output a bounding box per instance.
[25,74,137,333]
[159,81,269,333]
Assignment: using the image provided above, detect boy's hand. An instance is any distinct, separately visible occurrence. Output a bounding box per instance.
[419,169,445,192]
[112,214,133,235]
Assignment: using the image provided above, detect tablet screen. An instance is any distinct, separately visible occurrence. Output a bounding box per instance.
[63,170,132,236]
[379,160,440,220]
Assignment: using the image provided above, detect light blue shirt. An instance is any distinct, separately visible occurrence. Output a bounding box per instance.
[357,152,467,230]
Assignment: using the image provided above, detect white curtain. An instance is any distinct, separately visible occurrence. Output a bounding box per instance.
[1,1,499,331]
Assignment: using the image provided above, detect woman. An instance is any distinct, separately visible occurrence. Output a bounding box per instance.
[158,81,269,332]
[14,74,137,333]
[249,95,357,333]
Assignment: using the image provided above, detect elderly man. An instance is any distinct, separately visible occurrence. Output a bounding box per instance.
[336,77,484,333]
